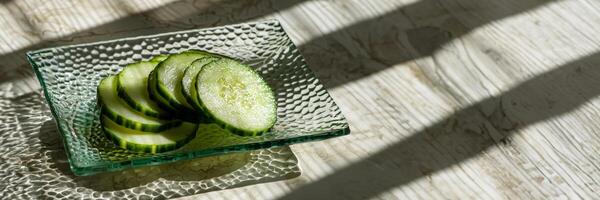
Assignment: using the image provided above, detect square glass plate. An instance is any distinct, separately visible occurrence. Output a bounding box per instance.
[26,19,350,176]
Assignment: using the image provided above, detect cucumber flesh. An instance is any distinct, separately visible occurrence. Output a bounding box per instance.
[101,116,197,153]
[153,50,212,111]
[195,59,276,136]
[182,57,219,110]
[117,61,170,119]
[99,76,181,132]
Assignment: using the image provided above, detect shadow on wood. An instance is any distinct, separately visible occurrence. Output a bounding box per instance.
[0,0,305,85]
[1,0,552,89]
[279,52,600,199]
[299,0,556,89]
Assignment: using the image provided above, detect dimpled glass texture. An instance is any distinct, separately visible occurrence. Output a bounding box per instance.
[26,19,350,176]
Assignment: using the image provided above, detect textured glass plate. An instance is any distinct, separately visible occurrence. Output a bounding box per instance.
[26,19,350,176]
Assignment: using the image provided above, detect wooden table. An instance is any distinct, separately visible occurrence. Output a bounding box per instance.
[1,0,600,199]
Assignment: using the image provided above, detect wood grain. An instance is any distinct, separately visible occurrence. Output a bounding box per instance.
[1,0,600,199]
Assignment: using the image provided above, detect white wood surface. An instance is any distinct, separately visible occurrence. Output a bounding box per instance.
[2,0,600,199]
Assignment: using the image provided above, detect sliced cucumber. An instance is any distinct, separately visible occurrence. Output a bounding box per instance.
[195,59,277,136]
[148,69,178,112]
[117,61,170,119]
[150,55,168,62]
[98,76,181,132]
[182,57,219,110]
[152,50,213,112]
[148,67,202,122]
[101,116,197,153]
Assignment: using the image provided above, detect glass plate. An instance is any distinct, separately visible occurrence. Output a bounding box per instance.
[26,19,350,176]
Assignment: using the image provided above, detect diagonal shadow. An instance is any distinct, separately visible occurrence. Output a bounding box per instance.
[0,0,305,84]
[299,0,556,89]
[280,52,600,199]
[2,0,552,88]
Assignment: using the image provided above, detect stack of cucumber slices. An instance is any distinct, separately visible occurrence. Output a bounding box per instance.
[98,50,277,153]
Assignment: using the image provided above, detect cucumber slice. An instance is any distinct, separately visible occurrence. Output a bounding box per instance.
[148,69,178,112]
[148,68,202,122]
[195,59,276,136]
[101,116,197,153]
[98,76,181,132]
[182,57,219,110]
[117,61,170,119]
[152,50,213,112]
[150,55,168,62]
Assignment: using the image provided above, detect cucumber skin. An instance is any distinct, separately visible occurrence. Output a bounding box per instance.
[155,75,196,113]
[149,50,219,122]
[116,57,172,119]
[150,55,168,62]
[148,68,203,123]
[99,104,181,132]
[101,117,197,154]
[182,57,219,111]
[194,59,277,137]
[116,73,171,119]
[147,69,178,112]
[152,50,212,111]
[98,77,182,132]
